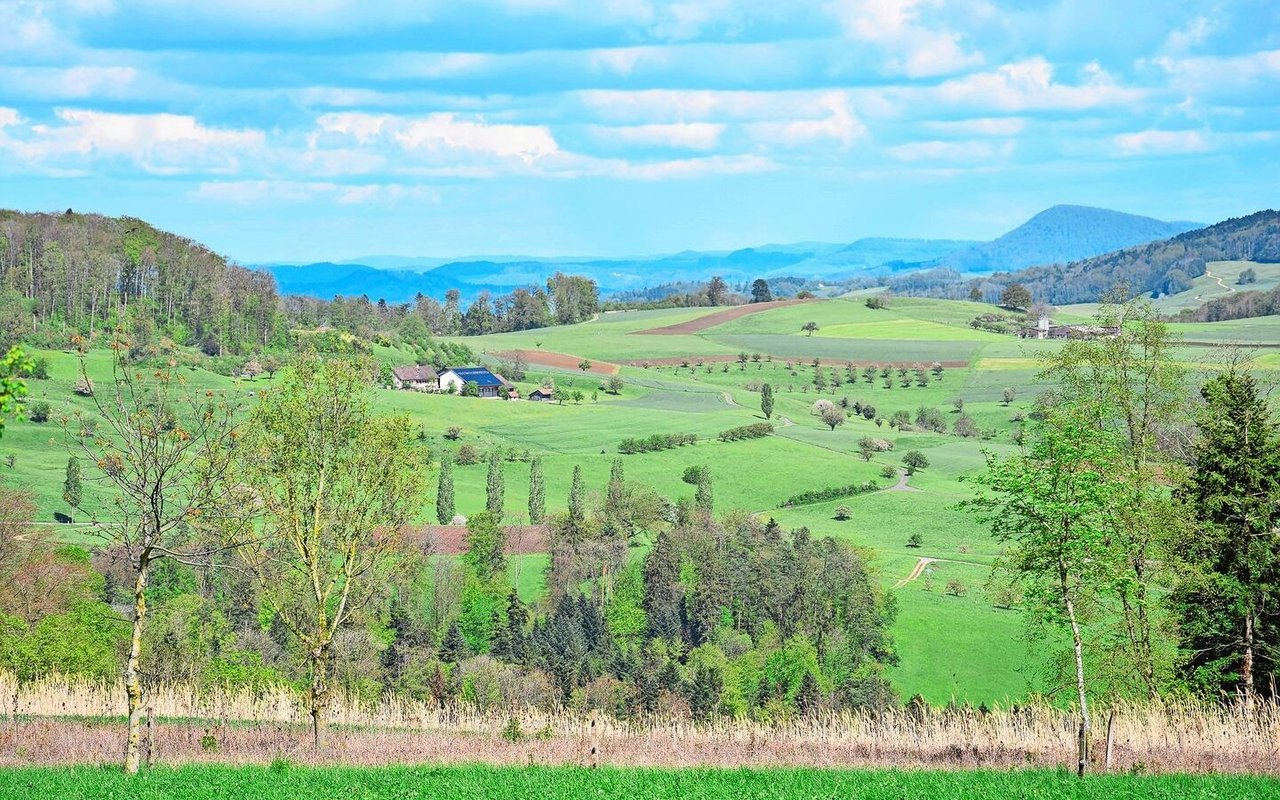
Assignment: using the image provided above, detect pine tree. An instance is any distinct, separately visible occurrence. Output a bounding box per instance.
[695,467,713,514]
[486,449,504,516]
[1174,367,1280,704]
[761,383,774,420]
[436,457,455,525]
[62,456,82,510]
[528,457,545,524]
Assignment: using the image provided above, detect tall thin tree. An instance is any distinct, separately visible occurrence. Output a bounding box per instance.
[436,457,455,525]
[486,448,505,516]
[528,457,545,524]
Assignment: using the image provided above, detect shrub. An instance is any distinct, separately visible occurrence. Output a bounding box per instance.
[783,482,880,506]
[681,465,708,485]
[28,357,50,380]
[444,426,463,440]
[915,406,947,433]
[907,532,923,548]
[456,444,482,465]
[717,422,773,442]
[946,579,968,597]
[27,400,51,423]
[954,414,980,438]
[73,377,94,397]
[880,464,898,480]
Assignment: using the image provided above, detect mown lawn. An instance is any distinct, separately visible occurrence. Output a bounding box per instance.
[0,763,1272,800]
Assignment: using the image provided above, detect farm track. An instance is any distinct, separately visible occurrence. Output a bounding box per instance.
[887,468,921,492]
[1193,267,1235,302]
[893,556,990,589]
[631,299,813,335]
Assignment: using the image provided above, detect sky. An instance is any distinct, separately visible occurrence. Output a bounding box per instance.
[0,1,1277,263]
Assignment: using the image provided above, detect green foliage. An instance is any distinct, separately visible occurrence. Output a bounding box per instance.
[464,511,507,583]
[486,449,505,515]
[62,457,82,508]
[759,383,773,420]
[0,346,32,436]
[528,457,545,524]
[717,422,773,442]
[436,457,455,525]
[618,432,698,454]
[0,601,125,682]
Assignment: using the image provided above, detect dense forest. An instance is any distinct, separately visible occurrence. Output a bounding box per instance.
[0,211,602,361]
[895,210,1280,305]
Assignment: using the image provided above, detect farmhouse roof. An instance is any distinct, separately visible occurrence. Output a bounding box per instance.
[444,366,505,387]
[393,364,438,382]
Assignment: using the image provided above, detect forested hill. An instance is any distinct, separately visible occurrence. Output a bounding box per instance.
[0,210,277,355]
[991,209,1280,304]
[928,205,1202,273]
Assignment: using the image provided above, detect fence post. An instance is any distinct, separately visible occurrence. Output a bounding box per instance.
[145,704,156,768]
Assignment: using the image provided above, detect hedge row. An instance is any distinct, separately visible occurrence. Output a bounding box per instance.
[782,480,880,507]
[717,422,774,442]
[618,432,699,454]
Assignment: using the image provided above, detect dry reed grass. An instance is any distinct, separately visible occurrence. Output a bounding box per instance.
[0,673,1277,774]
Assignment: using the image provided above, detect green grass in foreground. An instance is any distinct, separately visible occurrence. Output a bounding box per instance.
[1,764,1272,800]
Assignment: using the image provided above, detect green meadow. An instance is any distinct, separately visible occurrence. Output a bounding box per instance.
[7,292,1276,706]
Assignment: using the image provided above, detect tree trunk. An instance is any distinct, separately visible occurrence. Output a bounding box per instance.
[309,643,330,751]
[1243,611,1256,714]
[1065,593,1090,777]
[123,558,150,774]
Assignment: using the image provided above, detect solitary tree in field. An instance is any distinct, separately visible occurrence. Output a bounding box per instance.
[528,457,545,524]
[903,451,929,474]
[760,383,774,420]
[819,403,845,431]
[578,359,592,372]
[486,449,505,516]
[234,356,425,751]
[802,321,819,336]
[964,407,1124,777]
[67,341,243,774]
[607,375,624,395]
[436,457,455,524]
[1000,282,1033,310]
[62,457,82,512]
[857,437,878,461]
[1002,387,1017,406]
[907,532,923,548]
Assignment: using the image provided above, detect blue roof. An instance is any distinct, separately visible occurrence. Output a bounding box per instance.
[447,366,504,387]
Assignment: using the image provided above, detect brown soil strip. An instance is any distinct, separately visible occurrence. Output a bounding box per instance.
[632,299,813,335]
[493,349,620,375]
[404,524,549,556]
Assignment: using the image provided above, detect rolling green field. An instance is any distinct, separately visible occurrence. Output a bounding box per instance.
[1,764,1272,800]
[8,296,1278,706]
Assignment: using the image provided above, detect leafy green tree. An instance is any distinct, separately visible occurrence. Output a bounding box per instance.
[463,510,507,583]
[750,278,773,303]
[760,383,774,420]
[234,355,425,750]
[436,457,455,525]
[607,375,625,395]
[857,437,877,461]
[567,465,586,530]
[0,346,32,436]
[903,451,929,473]
[964,407,1125,776]
[1172,367,1280,706]
[801,321,818,336]
[606,457,625,521]
[486,449,505,516]
[462,380,480,397]
[1000,282,1033,310]
[528,457,545,524]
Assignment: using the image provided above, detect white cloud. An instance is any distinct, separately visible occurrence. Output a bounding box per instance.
[887,138,1013,162]
[924,117,1025,136]
[931,58,1142,111]
[828,0,984,77]
[1163,16,1217,54]
[588,122,725,150]
[0,66,142,100]
[1113,129,1210,157]
[746,91,865,148]
[1150,50,1280,94]
[315,112,560,166]
[192,179,439,206]
[0,109,264,175]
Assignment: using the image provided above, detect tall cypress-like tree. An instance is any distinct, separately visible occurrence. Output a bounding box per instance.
[1173,367,1280,705]
[486,449,505,516]
[528,457,545,524]
[62,456,82,510]
[568,464,585,527]
[761,383,774,420]
[695,467,714,514]
[436,457,455,525]
[606,457,625,520]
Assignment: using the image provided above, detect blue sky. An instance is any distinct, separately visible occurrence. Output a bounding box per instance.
[1,1,1277,263]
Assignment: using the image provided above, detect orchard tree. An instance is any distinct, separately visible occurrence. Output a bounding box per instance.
[801,321,819,336]
[819,403,845,431]
[903,451,929,474]
[234,355,425,750]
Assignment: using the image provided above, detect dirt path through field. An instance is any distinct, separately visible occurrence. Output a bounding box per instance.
[893,555,991,589]
[632,299,812,335]
[1193,267,1235,302]
[888,468,921,492]
[493,349,620,375]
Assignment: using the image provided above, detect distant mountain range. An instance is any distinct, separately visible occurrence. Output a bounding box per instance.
[261,205,1204,303]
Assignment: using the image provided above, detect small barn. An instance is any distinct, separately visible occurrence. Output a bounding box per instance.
[439,366,507,398]
[527,387,554,402]
[392,364,438,391]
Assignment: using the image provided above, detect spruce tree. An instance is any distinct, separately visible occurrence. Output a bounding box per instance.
[486,448,504,516]
[761,383,774,420]
[695,467,713,514]
[528,457,545,524]
[436,457,455,525]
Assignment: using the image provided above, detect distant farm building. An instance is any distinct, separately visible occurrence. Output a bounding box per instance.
[391,364,438,391]
[438,366,508,398]
[527,387,554,402]
[1018,316,1120,340]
